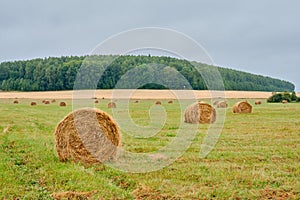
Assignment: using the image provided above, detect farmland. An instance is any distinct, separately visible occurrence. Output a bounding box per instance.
[0,93,299,199]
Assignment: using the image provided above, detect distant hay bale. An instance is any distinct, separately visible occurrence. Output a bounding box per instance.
[13,100,19,104]
[59,102,66,107]
[232,101,252,114]
[213,100,220,105]
[54,108,121,164]
[108,102,116,108]
[255,100,262,105]
[282,100,288,104]
[94,100,99,103]
[31,102,37,106]
[184,102,216,124]
[168,100,173,104]
[155,101,162,105]
[134,100,139,103]
[217,101,228,108]
[42,100,46,103]
[51,99,56,103]
[44,100,50,104]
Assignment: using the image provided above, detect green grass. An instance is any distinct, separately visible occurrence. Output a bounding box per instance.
[0,98,299,199]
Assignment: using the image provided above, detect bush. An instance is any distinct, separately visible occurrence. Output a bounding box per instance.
[267,93,284,103]
[291,92,298,101]
[282,92,292,102]
[267,92,298,103]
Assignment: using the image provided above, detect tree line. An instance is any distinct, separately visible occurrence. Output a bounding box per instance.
[0,55,295,92]
[267,92,299,103]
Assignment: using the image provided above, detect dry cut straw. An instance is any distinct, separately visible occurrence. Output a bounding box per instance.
[184,102,216,124]
[232,101,252,113]
[54,108,121,164]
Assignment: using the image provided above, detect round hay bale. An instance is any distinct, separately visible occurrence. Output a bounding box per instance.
[217,101,228,108]
[232,101,252,113]
[44,100,50,104]
[255,100,262,105]
[184,102,216,124]
[134,100,139,103]
[60,102,66,107]
[42,100,46,103]
[168,100,173,104]
[31,102,37,106]
[94,100,99,103]
[108,102,116,108]
[13,100,19,104]
[282,100,288,104]
[213,100,220,105]
[51,99,56,103]
[54,108,121,164]
[155,101,162,105]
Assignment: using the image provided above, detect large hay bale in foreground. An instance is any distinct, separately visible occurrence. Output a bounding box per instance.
[232,101,252,113]
[54,108,121,164]
[155,101,162,105]
[184,102,216,124]
[108,102,116,108]
[60,102,66,107]
[217,101,228,108]
[31,102,37,106]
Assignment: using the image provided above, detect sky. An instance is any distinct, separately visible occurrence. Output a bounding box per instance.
[0,0,299,91]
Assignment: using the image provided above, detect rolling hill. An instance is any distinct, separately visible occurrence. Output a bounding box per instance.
[0,55,295,92]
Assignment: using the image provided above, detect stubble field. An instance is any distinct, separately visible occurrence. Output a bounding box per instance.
[0,94,299,199]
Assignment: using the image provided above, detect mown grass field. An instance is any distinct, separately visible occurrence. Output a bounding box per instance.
[0,98,299,199]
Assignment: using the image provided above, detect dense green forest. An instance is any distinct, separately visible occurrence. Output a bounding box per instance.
[0,55,295,92]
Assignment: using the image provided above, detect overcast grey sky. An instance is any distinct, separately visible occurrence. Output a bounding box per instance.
[0,0,299,91]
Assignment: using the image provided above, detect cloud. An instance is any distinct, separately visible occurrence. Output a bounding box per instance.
[0,0,299,90]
